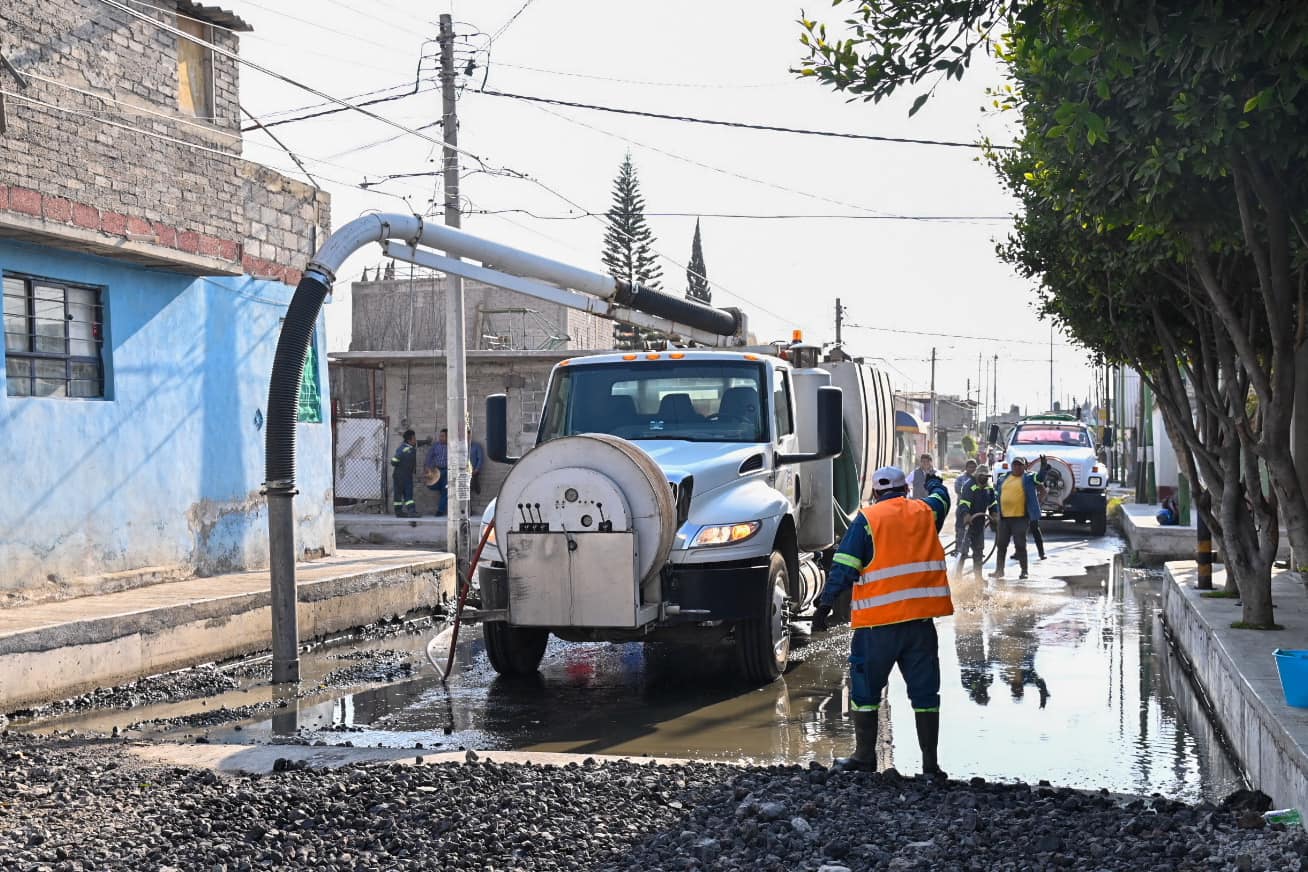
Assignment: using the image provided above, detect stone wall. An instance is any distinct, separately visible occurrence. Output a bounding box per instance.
[0,0,329,284]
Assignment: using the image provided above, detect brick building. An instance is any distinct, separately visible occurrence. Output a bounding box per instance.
[331,273,616,517]
[0,1,333,602]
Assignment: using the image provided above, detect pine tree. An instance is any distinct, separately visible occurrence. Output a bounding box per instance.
[685,218,711,304]
[601,152,663,349]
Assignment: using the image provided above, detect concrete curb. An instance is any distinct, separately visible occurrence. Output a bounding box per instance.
[0,551,456,712]
[1161,561,1308,811]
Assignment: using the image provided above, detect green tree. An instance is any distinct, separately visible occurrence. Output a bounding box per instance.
[798,0,1308,627]
[602,152,664,350]
[686,218,711,304]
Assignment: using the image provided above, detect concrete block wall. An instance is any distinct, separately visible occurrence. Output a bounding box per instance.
[1,0,330,284]
[382,354,568,517]
[350,277,613,353]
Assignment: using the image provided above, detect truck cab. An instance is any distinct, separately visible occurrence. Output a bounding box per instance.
[994,414,1109,535]
[478,347,844,683]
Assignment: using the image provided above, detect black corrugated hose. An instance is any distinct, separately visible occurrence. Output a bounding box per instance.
[264,273,331,487]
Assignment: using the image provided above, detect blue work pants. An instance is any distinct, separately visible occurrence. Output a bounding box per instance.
[848,619,941,712]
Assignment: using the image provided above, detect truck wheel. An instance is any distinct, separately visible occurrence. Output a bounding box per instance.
[484,621,548,676]
[738,551,791,684]
[1090,508,1108,537]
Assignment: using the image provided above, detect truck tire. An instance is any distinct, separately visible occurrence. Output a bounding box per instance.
[484,621,548,677]
[737,551,791,684]
[1090,507,1108,537]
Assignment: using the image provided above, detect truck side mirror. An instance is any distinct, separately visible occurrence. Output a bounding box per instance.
[816,386,842,459]
[776,386,843,465]
[486,394,518,464]
[988,424,1001,445]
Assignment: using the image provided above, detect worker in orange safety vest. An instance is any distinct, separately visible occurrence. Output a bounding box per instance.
[811,465,952,777]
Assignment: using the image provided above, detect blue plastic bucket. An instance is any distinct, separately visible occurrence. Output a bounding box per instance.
[1274,649,1308,708]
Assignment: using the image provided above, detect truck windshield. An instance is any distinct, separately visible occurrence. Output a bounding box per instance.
[1013,426,1091,447]
[539,361,769,443]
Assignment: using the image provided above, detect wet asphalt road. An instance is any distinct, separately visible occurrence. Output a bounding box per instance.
[18,521,1244,803]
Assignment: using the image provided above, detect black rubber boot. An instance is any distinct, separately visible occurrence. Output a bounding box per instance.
[915,710,946,780]
[833,710,879,772]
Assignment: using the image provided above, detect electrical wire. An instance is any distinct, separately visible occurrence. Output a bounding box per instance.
[1,90,439,210]
[487,0,538,43]
[490,60,795,89]
[474,88,1013,149]
[512,98,905,218]
[241,105,319,188]
[465,208,1012,222]
[97,0,506,177]
[845,322,1075,347]
[115,0,402,74]
[243,85,440,131]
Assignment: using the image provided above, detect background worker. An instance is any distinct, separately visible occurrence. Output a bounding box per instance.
[953,459,977,556]
[957,464,996,579]
[907,453,935,500]
[424,428,449,517]
[1012,483,1048,562]
[812,466,952,778]
[992,455,1049,579]
[390,429,417,517]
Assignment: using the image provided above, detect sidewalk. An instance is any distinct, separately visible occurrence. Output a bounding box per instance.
[0,549,455,713]
[1161,561,1308,812]
[1122,503,1196,563]
[1124,503,1291,564]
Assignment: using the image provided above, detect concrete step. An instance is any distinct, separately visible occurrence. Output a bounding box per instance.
[0,549,455,713]
[336,514,485,549]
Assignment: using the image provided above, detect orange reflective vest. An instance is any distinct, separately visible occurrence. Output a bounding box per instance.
[851,500,952,628]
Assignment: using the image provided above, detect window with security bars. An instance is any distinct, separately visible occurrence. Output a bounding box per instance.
[3,274,107,399]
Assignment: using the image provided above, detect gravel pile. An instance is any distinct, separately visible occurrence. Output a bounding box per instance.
[321,649,416,686]
[1,734,1303,872]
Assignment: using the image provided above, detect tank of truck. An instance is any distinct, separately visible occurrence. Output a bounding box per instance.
[826,359,896,511]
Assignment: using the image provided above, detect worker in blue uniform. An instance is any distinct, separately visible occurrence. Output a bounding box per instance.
[956,465,997,579]
[812,466,952,777]
[391,429,417,517]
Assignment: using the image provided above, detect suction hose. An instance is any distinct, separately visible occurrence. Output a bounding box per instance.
[264,269,332,684]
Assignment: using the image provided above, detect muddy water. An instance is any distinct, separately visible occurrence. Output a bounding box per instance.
[25,528,1243,802]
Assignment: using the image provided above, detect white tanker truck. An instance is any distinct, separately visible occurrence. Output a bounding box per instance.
[477,344,895,683]
[253,207,897,685]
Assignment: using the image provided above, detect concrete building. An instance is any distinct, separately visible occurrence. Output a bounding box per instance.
[331,273,615,517]
[0,1,333,603]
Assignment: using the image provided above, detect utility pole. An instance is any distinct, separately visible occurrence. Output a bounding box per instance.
[929,347,938,460]
[834,297,843,351]
[992,354,999,422]
[439,14,471,573]
[1049,323,1055,411]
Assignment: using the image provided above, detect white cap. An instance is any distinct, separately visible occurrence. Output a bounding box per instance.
[871,466,908,491]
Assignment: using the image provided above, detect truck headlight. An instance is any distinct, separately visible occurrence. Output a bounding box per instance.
[1088,475,1103,487]
[691,521,761,547]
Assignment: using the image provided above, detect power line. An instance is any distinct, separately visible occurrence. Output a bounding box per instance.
[513,98,904,218]
[488,0,539,43]
[491,61,795,89]
[241,85,440,131]
[97,0,504,176]
[474,88,1013,149]
[465,208,1012,222]
[845,322,1075,347]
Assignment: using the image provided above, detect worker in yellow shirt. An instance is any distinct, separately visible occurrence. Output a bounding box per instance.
[990,455,1048,580]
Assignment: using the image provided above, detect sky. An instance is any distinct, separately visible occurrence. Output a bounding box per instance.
[231,0,1097,415]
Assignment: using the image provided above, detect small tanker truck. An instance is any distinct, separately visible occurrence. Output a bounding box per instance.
[478,343,894,682]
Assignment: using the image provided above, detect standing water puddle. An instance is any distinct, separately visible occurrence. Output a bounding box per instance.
[21,530,1243,802]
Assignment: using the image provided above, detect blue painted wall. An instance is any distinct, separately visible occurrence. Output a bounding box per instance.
[0,239,334,597]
